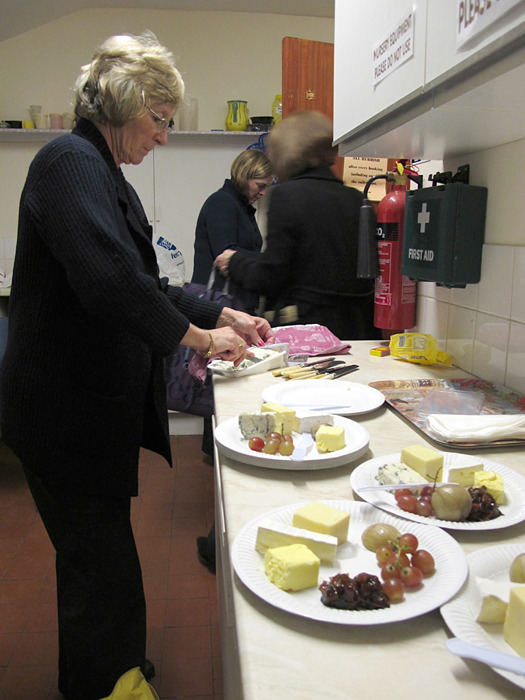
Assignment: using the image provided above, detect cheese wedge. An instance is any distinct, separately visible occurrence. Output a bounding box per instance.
[261,403,296,434]
[376,462,428,487]
[473,471,505,505]
[293,413,334,435]
[475,577,517,624]
[401,444,443,481]
[292,502,350,545]
[315,425,345,453]
[264,544,320,591]
[440,461,484,487]
[238,412,278,439]
[255,519,338,562]
[504,586,525,656]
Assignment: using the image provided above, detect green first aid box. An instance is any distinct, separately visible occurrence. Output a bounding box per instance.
[401,183,487,287]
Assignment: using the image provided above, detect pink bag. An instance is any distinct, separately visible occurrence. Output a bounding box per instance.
[273,324,351,356]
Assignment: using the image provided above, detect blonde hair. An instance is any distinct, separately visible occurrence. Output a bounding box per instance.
[230,149,273,193]
[268,110,337,181]
[74,32,185,126]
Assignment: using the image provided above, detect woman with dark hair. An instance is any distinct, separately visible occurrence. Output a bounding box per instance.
[215,111,379,340]
[0,32,273,700]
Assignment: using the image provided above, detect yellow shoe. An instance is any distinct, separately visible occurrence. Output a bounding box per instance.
[100,667,159,700]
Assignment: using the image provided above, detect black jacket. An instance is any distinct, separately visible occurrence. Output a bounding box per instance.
[191,178,262,312]
[0,119,221,496]
[228,167,378,339]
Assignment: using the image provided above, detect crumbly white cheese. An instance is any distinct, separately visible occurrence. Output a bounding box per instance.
[255,519,338,562]
[238,412,278,439]
[376,462,428,486]
[293,413,334,435]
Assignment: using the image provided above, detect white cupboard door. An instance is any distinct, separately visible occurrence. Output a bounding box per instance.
[425,0,525,86]
[334,0,427,144]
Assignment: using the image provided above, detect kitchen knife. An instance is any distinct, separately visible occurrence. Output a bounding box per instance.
[324,364,359,379]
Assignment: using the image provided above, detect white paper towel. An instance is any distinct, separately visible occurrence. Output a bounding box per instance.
[426,414,525,443]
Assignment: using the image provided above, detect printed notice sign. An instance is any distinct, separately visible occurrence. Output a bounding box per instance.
[456,0,525,49]
[343,157,388,200]
[372,10,415,86]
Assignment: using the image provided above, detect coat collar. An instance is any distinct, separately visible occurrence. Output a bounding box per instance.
[72,118,157,268]
[289,166,343,184]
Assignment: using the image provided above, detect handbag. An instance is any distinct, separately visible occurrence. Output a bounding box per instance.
[164,270,245,417]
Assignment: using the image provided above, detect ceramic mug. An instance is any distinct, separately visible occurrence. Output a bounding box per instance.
[34,114,49,129]
[49,113,64,129]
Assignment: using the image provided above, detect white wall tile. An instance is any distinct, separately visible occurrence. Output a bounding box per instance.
[450,280,479,310]
[416,297,449,344]
[472,312,510,385]
[446,305,475,373]
[477,244,513,317]
[506,322,525,395]
[511,247,525,323]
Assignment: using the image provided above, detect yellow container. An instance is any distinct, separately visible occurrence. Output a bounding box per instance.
[272,94,282,125]
[225,100,249,131]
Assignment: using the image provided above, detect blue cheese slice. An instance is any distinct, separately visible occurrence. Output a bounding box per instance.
[238,412,278,439]
[255,519,338,562]
[376,462,428,487]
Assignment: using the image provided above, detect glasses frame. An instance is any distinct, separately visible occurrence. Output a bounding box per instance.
[147,106,174,132]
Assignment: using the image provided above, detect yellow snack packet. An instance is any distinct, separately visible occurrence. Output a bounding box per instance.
[389,333,453,366]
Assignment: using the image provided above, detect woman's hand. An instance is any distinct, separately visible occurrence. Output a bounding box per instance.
[214,249,236,277]
[217,308,275,346]
[180,324,249,366]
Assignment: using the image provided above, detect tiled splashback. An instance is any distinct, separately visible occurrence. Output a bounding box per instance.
[414,243,525,395]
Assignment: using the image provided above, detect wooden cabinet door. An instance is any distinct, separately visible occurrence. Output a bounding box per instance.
[282,36,344,178]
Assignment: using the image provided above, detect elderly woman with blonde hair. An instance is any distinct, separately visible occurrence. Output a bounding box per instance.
[215,110,380,340]
[0,32,273,700]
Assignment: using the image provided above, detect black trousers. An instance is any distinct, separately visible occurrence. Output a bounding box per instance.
[23,466,146,700]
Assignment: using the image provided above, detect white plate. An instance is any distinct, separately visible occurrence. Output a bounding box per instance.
[440,544,525,690]
[350,452,525,531]
[215,415,369,470]
[261,379,385,416]
[232,500,468,625]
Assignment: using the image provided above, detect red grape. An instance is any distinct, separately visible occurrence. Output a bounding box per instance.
[411,549,435,576]
[248,437,265,452]
[382,578,405,603]
[394,488,414,503]
[398,532,418,554]
[397,493,418,513]
[399,565,424,588]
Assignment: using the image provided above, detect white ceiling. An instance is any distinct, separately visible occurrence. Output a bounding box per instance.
[0,0,335,42]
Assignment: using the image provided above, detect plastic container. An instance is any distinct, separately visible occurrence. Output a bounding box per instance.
[272,94,282,125]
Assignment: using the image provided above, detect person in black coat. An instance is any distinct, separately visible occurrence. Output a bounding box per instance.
[215,110,381,341]
[191,148,274,314]
[0,32,273,700]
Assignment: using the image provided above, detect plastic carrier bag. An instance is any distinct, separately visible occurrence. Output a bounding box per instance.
[100,667,159,699]
[154,236,186,286]
[389,332,453,366]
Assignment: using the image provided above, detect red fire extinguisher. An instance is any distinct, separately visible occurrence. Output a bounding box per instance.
[374,167,417,332]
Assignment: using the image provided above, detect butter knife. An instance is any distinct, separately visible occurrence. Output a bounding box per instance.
[447,638,525,676]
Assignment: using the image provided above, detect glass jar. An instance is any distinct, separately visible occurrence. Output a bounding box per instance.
[225,100,249,131]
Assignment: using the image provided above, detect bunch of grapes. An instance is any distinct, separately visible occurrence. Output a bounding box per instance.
[374,532,435,603]
[248,432,295,456]
[394,485,434,517]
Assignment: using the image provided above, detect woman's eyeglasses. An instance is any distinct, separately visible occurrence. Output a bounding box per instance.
[147,106,174,132]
